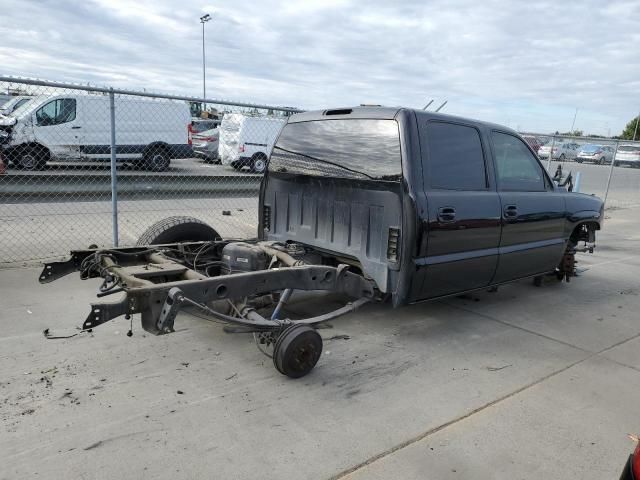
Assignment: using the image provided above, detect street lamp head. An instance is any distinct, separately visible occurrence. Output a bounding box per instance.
[200,13,211,23]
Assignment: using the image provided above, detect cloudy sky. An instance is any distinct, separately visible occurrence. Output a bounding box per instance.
[1,0,639,134]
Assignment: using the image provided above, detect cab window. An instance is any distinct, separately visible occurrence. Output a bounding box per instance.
[492,132,547,192]
[36,99,76,126]
[423,121,487,190]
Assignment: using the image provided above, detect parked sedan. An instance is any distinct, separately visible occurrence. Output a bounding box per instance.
[614,144,640,168]
[192,128,220,163]
[538,142,579,161]
[575,144,615,165]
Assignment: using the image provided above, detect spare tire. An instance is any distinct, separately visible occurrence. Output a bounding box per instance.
[136,216,221,246]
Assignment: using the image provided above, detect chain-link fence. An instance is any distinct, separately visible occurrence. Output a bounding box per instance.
[0,77,300,265]
[1,76,639,266]
[519,132,640,210]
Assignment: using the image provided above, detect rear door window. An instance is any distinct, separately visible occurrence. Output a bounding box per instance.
[423,121,487,190]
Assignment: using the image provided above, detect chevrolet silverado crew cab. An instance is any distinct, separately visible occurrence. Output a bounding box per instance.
[40,106,604,378]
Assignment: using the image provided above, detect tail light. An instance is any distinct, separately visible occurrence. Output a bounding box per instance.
[262,205,271,233]
[187,124,194,145]
[239,144,245,153]
[387,227,400,262]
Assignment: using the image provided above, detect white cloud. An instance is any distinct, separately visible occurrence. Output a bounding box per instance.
[1,0,639,134]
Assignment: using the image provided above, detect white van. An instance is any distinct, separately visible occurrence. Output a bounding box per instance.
[218,113,286,173]
[0,94,192,171]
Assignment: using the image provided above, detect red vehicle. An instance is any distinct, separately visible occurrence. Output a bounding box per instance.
[522,135,543,153]
[620,434,640,479]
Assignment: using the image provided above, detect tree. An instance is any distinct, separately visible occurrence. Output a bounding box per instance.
[621,116,640,140]
[558,130,583,137]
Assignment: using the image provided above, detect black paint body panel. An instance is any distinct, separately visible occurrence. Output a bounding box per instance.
[259,107,604,306]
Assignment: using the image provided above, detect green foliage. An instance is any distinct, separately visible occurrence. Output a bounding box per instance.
[621,116,640,140]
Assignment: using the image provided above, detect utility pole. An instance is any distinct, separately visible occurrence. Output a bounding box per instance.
[200,14,212,100]
[570,107,578,133]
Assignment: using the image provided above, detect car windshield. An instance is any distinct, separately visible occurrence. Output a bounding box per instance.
[581,144,601,152]
[618,145,640,152]
[269,119,401,180]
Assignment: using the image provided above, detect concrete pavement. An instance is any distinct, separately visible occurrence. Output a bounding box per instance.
[0,207,639,480]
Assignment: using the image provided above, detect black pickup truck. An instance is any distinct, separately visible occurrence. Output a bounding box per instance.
[40,106,604,378]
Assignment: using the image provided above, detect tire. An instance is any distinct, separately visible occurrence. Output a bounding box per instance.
[575,158,583,163]
[273,324,323,378]
[250,153,268,174]
[143,148,171,172]
[559,154,565,162]
[598,157,606,165]
[136,216,221,246]
[15,146,48,170]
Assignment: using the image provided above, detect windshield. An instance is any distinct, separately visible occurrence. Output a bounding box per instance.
[9,95,46,119]
[581,144,601,152]
[618,145,640,152]
[269,119,401,180]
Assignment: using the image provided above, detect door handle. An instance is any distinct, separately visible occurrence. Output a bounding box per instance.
[71,126,81,129]
[503,205,518,220]
[437,206,456,223]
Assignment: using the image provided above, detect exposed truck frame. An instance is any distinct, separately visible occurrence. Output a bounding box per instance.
[40,240,376,378]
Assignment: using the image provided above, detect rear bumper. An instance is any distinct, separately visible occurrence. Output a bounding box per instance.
[576,155,599,163]
[193,148,218,160]
[615,158,640,167]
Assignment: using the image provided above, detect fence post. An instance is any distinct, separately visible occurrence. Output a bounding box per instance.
[109,88,119,246]
[546,136,556,172]
[603,140,619,206]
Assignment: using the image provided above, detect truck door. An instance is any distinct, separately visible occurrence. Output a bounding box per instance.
[414,120,502,300]
[489,131,566,283]
[33,98,80,160]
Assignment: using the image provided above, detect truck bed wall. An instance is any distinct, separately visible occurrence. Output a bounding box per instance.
[262,174,402,293]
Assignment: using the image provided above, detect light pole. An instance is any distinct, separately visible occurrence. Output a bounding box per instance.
[200,13,212,101]
[570,107,578,133]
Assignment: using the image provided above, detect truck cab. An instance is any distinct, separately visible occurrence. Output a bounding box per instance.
[259,107,603,306]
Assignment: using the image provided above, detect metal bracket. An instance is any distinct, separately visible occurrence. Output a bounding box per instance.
[39,257,81,283]
[156,287,186,333]
[82,295,136,330]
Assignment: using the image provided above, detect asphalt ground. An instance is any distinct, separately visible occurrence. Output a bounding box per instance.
[0,206,639,479]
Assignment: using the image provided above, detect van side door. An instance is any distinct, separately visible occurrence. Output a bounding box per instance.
[33,98,79,160]
[490,131,566,283]
[413,120,502,300]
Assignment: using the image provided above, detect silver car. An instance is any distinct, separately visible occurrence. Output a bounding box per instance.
[575,144,615,165]
[614,144,640,168]
[538,142,579,161]
[192,128,220,163]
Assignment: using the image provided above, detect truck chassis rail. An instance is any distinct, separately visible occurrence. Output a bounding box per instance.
[39,242,376,378]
